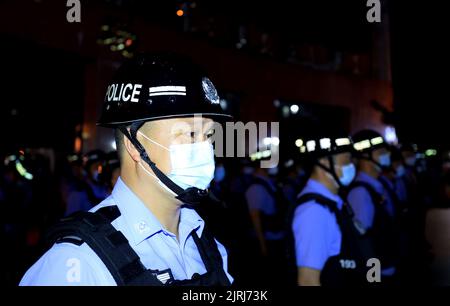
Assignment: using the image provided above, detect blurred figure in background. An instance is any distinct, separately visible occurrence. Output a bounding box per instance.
[64,150,109,216]
[0,152,33,285]
[399,144,431,280]
[225,161,258,285]
[280,159,305,207]
[347,130,398,283]
[102,151,121,193]
[289,132,374,286]
[244,156,288,285]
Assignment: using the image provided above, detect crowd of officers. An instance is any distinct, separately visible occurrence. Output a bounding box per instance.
[4,53,449,287]
[203,129,450,287]
[2,128,449,286]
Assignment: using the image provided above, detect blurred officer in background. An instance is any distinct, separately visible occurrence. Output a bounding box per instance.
[347,130,398,282]
[280,159,305,207]
[102,151,121,193]
[20,53,233,286]
[288,132,374,286]
[244,154,288,285]
[390,146,408,205]
[1,152,33,285]
[64,150,109,216]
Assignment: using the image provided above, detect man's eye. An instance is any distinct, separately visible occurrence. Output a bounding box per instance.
[180,131,194,139]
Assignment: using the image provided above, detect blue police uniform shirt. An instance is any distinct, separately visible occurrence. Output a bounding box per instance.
[245,174,277,215]
[65,181,110,216]
[20,177,233,286]
[394,176,408,203]
[88,181,110,200]
[347,171,396,230]
[65,191,92,216]
[378,175,397,217]
[347,172,396,275]
[245,175,284,240]
[292,179,343,271]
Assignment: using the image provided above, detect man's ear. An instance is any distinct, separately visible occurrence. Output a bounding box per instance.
[123,132,141,163]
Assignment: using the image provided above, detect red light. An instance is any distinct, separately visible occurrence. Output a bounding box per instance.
[125,39,133,47]
[176,9,184,17]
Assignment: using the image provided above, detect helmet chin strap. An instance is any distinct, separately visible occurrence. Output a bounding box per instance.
[360,151,390,172]
[315,155,343,189]
[119,124,209,206]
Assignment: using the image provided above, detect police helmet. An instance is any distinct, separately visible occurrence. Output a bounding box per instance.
[352,129,387,154]
[96,53,232,205]
[299,131,354,188]
[97,53,231,127]
[300,133,354,159]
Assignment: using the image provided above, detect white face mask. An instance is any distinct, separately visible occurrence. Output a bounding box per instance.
[395,165,406,178]
[138,131,215,190]
[377,153,391,167]
[325,162,356,188]
[338,163,356,186]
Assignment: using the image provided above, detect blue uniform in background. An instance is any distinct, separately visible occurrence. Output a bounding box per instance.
[245,175,284,240]
[394,176,408,203]
[65,181,110,216]
[292,179,343,271]
[379,175,399,216]
[347,172,396,230]
[347,171,396,276]
[20,177,233,285]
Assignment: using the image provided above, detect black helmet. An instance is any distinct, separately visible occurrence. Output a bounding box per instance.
[299,130,354,188]
[300,133,354,159]
[352,129,387,154]
[389,145,403,162]
[298,127,354,158]
[97,53,231,127]
[83,150,106,170]
[352,129,390,170]
[399,143,418,153]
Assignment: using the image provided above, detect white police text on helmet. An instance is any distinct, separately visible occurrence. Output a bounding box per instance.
[105,83,142,103]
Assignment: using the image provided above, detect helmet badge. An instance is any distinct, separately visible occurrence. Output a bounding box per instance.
[201,77,220,105]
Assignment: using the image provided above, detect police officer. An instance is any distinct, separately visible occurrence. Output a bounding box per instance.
[65,150,110,216]
[347,129,398,280]
[378,146,405,217]
[20,53,233,286]
[289,132,373,286]
[102,151,121,192]
[244,153,288,285]
[245,160,285,258]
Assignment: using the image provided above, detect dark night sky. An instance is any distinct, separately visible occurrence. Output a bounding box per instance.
[389,1,450,148]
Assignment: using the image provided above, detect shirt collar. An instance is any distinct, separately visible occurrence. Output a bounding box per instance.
[111,177,204,246]
[356,171,384,194]
[301,178,344,210]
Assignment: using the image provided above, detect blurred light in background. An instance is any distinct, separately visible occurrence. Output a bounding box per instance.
[290,104,300,114]
[111,141,117,151]
[384,126,398,144]
[263,137,280,146]
[425,149,437,157]
[295,139,304,147]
